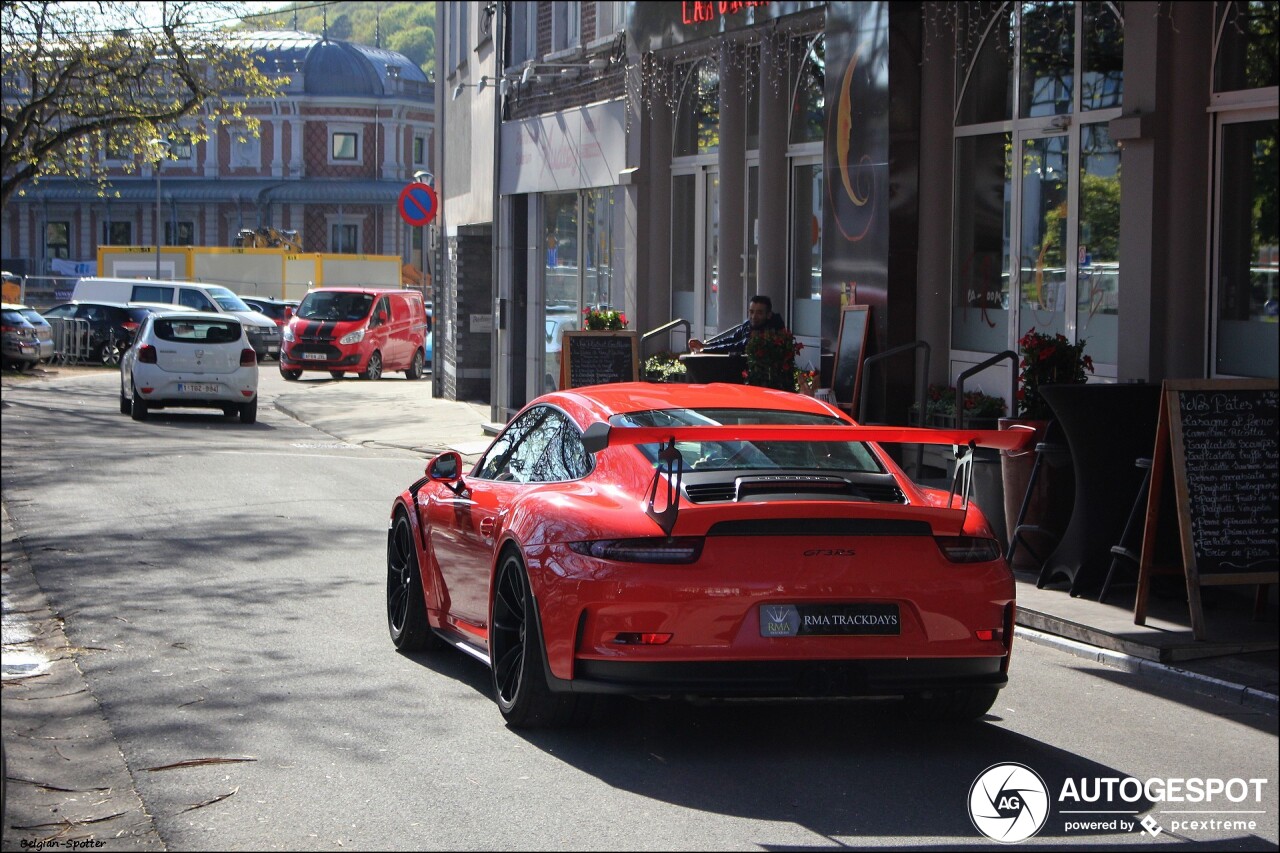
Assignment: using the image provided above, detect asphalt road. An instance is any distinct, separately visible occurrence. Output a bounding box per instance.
[2,370,1277,850]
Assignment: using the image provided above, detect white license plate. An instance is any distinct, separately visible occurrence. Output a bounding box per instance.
[303,353,326,361]
[179,383,220,394]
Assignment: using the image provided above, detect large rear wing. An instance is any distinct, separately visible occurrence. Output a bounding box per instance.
[579,422,1033,536]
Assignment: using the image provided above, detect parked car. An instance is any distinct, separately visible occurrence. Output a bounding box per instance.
[384,382,1032,728]
[120,311,259,423]
[13,305,54,363]
[41,301,170,365]
[71,277,281,361]
[242,296,299,328]
[279,287,428,381]
[1,303,44,370]
[544,310,579,392]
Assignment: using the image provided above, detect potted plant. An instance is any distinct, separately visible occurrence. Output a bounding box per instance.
[743,327,803,392]
[644,351,687,383]
[794,365,819,397]
[1000,328,1094,569]
[912,383,1007,429]
[582,305,627,331]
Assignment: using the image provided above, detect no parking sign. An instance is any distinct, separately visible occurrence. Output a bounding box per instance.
[398,182,438,227]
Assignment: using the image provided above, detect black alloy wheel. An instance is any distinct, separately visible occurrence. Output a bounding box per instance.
[361,351,383,381]
[386,511,436,651]
[491,551,584,728]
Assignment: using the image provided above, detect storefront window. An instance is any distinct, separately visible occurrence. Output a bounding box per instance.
[674,60,719,157]
[583,187,624,311]
[1215,118,1279,378]
[790,162,823,338]
[951,133,1012,354]
[704,171,720,331]
[545,192,579,392]
[954,2,1014,126]
[1019,1,1075,118]
[790,35,825,144]
[1081,2,1124,111]
[1214,1,1280,93]
[671,174,697,332]
[1018,134,1070,339]
[1075,123,1121,364]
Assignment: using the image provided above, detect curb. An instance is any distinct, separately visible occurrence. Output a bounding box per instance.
[1014,626,1279,716]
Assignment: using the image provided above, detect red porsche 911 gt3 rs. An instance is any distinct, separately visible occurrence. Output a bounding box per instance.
[386,382,1032,728]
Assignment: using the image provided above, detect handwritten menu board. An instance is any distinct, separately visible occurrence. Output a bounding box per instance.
[561,331,639,389]
[1136,379,1279,639]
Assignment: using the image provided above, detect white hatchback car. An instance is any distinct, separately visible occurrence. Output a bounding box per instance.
[120,311,260,423]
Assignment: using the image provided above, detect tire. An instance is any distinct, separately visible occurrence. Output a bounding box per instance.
[491,551,583,728]
[405,349,425,380]
[130,383,149,421]
[222,405,237,418]
[329,371,345,380]
[240,397,258,424]
[904,687,998,722]
[119,386,131,415]
[387,511,438,651]
[96,341,120,366]
[280,367,302,381]
[360,351,383,381]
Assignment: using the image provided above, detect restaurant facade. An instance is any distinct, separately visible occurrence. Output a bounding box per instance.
[436,1,1277,420]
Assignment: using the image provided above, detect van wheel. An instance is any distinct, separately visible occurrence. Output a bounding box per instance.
[280,367,301,381]
[360,351,383,381]
[406,349,425,380]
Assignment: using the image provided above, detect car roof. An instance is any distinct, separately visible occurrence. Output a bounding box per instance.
[538,382,849,424]
[3,302,35,310]
[149,310,235,322]
[303,287,418,297]
[47,300,133,308]
[128,301,199,310]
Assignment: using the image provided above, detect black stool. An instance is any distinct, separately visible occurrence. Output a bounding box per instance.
[1098,457,1153,603]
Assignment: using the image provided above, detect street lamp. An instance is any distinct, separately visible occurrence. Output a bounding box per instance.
[149,138,171,279]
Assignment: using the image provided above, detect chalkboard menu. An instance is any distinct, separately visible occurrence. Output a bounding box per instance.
[1136,379,1279,639]
[561,330,639,389]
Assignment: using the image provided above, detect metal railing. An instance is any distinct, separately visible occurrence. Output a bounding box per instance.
[641,318,691,356]
[47,318,94,364]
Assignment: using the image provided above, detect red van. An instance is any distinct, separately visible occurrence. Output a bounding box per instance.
[279,287,429,380]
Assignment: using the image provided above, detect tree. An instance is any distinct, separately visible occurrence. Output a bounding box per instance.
[1,1,284,206]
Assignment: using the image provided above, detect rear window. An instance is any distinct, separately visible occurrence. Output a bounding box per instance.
[18,309,48,326]
[297,292,374,322]
[609,407,884,473]
[2,309,29,325]
[127,307,157,324]
[153,318,243,344]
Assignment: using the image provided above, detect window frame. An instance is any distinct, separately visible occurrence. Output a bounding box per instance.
[329,126,362,165]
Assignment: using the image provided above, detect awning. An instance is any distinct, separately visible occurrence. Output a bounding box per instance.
[12,179,406,206]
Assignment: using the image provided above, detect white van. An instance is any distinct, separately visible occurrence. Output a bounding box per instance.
[72,277,281,359]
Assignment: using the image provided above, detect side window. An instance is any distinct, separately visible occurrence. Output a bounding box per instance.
[178,289,215,311]
[43,305,73,319]
[131,286,174,303]
[373,297,391,325]
[475,406,590,483]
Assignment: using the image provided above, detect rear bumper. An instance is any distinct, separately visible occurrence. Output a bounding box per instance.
[561,656,1007,697]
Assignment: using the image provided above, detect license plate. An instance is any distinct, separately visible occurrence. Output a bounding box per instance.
[760,603,900,637]
[179,383,220,394]
[303,352,326,360]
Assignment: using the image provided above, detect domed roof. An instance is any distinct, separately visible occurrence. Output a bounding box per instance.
[230,30,430,97]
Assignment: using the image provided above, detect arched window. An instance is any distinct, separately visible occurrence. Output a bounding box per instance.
[673,59,719,157]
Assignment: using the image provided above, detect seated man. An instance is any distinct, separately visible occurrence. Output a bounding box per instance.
[688,294,784,354]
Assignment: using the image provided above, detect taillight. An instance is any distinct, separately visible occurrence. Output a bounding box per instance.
[935,536,1003,563]
[240,348,257,366]
[568,537,703,564]
[122,321,139,332]
[137,344,157,364]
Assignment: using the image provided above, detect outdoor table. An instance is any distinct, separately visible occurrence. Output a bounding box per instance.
[1037,383,1163,598]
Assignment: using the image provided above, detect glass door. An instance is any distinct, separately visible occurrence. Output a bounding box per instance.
[1013,130,1072,343]
[670,167,719,341]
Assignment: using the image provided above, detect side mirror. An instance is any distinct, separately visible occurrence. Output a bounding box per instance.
[427,451,463,483]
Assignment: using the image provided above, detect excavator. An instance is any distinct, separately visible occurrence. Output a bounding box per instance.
[234,226,302,253]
